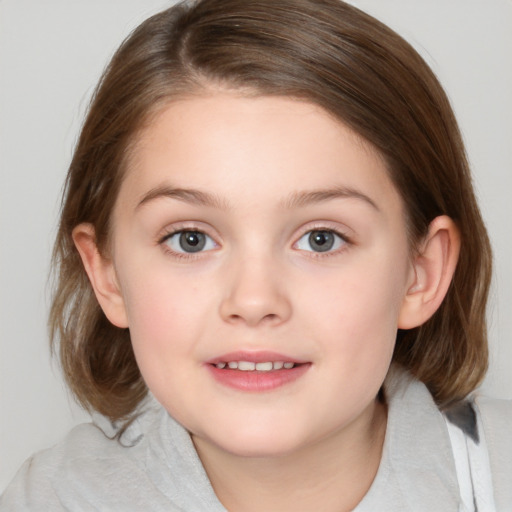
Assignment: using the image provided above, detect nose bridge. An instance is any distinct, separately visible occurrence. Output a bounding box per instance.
[219,249,291,326]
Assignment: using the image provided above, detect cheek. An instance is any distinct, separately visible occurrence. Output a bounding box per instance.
[120,273,215,411]
[118,265,214,362]
[302,250,409,359]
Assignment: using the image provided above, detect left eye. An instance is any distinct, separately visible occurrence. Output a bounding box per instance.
[163,230,217,253]
[295,230,346,253]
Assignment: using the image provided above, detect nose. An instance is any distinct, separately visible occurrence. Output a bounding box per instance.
[219,257,292,327]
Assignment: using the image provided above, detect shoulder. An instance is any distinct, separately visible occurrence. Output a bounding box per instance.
[1,398,224,512]
[0,422,115,511]
[474,395,512,509]
[0,403,163,511]
[476,394,512,438]
[476,394,512,429]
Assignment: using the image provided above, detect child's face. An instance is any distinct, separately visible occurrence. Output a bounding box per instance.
[107,93,415,457]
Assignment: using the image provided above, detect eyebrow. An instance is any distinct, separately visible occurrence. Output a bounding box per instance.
[282,186,380,211]
[136,184,379,212]
[137,185,228,210]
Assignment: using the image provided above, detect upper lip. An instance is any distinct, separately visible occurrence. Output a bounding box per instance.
[205,350,308,365]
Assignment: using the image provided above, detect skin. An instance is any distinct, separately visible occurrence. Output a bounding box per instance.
[74,93,460,511]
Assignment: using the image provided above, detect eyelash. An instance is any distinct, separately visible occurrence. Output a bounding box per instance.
[157,225,352,260]
[294,227,351,258]
[158,227,218,260]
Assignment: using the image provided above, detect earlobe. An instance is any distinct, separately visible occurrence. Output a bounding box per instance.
[72,223,129,328]
[398,215,460,329]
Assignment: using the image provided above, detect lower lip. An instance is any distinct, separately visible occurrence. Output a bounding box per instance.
[206,363,311,392]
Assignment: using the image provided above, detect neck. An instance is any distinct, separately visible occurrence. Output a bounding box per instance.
[192,398,387,512]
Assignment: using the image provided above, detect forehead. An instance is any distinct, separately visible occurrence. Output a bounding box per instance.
[118,93,402,215]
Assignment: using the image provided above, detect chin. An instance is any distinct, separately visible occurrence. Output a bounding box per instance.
[196,423,313,459]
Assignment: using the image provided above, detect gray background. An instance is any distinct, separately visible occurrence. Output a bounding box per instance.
[1,0,511,491]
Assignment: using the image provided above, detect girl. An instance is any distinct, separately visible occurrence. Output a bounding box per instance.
[2,0,511,510]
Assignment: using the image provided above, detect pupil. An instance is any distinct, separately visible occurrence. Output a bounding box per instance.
[179,231,206,253]
[309,231,334,252]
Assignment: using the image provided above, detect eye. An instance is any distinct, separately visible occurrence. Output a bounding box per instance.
[162,230,217,254]
[295,229,346,253]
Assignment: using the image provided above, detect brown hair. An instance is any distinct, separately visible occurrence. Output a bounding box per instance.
[50,0,492,421]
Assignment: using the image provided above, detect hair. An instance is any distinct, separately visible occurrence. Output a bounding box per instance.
[50,0,492,421]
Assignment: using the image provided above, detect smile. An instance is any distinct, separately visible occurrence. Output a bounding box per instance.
[206,352,310,392]
[214,361,296,371]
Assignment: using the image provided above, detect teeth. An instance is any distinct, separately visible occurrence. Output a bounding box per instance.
[238,361,256,371]
[255,362,273,371]
[215,361,296,371]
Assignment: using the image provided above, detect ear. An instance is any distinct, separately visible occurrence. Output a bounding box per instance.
[72,223,129,328]
[398,215,460,329]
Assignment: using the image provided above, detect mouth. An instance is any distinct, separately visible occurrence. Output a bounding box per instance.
[205,352,310,392]
[213,361,298,371]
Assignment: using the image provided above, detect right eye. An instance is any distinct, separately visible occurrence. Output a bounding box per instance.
[162,230,217,254]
